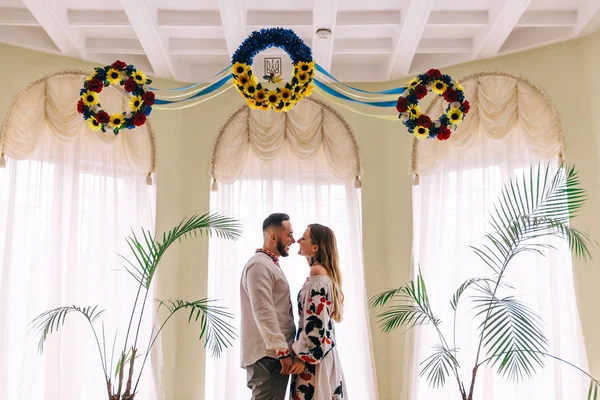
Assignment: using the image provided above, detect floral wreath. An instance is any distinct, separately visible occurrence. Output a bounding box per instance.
[231,28,315,112]
[396,69,470,140]
[77,60,155,134]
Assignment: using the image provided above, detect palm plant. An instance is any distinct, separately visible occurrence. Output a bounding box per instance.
[371,164,599,400]
[30,212,243,400]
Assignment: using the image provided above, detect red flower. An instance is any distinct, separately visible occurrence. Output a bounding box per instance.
[77,99,84,114]
[443,89,458,103]
[124,78,137,93]
[427,69,442,79]
[96,111,110,124]
[300,373,312,381]
[142,91,155,106]
[396,97,408,113]
[133,113,146,126]
[437,126,451,140]
[87,78,104,93]
[300,355,316,363]
[414,84,428,100]
[417,114,432,128]
[316,303,324,315]
[462,100,470,114]
[111,60,127,70]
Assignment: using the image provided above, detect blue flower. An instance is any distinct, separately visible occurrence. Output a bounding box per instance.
[441,74,452,84]
[232,27,313,65]
[82,110,91,120]
[406,119,417,130]
[406,94,418,104]
[144,106,152,116]
[439,114,449,125]
[418,73,429,82]
[457,91,465,102]
[94,68,107,80]
[125,118,135,130]
[80,88,86,96]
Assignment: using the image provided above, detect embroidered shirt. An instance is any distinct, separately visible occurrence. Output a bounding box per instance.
[240,252,296,367]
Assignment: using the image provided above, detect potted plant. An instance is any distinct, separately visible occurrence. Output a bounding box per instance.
[371,165,599,399]
[30,212,242,400]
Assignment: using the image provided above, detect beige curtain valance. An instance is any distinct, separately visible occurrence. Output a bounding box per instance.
[210,97,362,187]
[0,71,157,178]
[410,72,564,177]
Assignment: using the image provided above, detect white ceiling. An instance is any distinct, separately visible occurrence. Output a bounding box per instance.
[0,0,599,83]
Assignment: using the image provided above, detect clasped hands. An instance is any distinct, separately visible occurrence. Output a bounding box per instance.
[280,355,305,375]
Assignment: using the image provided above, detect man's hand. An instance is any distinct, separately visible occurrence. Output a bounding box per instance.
[280,356,294,375]
[289,357,305,375]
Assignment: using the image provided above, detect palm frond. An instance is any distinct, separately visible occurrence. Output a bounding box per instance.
[516,215,593,261]
[156,298,237,357]
[473,293,548,381]
[370,271,440,333]
[450,278,508,311]
[29,305,105,354]
[122,212,243,288]
[420,345,459,389]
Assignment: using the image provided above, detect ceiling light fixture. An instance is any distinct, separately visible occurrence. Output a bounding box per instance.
[316,28,332,40]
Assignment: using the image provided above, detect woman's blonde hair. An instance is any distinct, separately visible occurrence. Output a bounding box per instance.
[308,224,344,322]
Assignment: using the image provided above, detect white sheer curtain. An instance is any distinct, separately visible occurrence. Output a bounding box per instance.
[405,74,590,399]
[0,73,157,399]
[205,104,377,400]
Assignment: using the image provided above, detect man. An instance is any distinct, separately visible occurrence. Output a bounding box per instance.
[240,213,305,399]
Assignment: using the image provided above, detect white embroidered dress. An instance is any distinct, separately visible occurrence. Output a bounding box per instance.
[291,275,346,400]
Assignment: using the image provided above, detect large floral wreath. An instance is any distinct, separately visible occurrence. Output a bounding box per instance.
[231,28,315,112]
[77,60,154,134]
[396,69,470,140]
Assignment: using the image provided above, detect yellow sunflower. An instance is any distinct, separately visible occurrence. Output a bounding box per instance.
[244,81,258,97]
[129,95,144,112]
[446,108,464,125]
[414,126,429,139]
[407,77,421,90]
[81,91,99,107]
[303,83,314,97]
[407,104,421,119]
[87,117,102,131]
[280,88,292,102]
[232,62,250,76]
[236,73,251,87]
[296,61,315,74]
[106,68,122,85]
[132,70,147,85]
[255,89,267,103]
[454,80,464,92]
[109,114,124,128]
[432,80,447,94]
[296,71,310,84]
[266,90,280,107]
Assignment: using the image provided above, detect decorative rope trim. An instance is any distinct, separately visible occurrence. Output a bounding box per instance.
[0,70,158,173]
[209,97,363,183]
[409,71,565,175]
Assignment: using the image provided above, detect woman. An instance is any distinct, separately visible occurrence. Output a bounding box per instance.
[291,223,346,400]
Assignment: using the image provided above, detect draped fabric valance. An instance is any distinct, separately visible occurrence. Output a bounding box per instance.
[210,97,362,186]
[410,72,564,176]
[0,71,156,177]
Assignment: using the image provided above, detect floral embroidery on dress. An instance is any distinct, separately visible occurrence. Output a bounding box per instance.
[291,277,346,399]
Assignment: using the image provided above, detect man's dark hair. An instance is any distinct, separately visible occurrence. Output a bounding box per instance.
[262,213,290,232]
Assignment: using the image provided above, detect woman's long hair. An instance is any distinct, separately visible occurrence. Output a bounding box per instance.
[309,224,344,322]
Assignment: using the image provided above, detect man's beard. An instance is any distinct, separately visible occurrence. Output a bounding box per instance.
[276,238,289,257]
